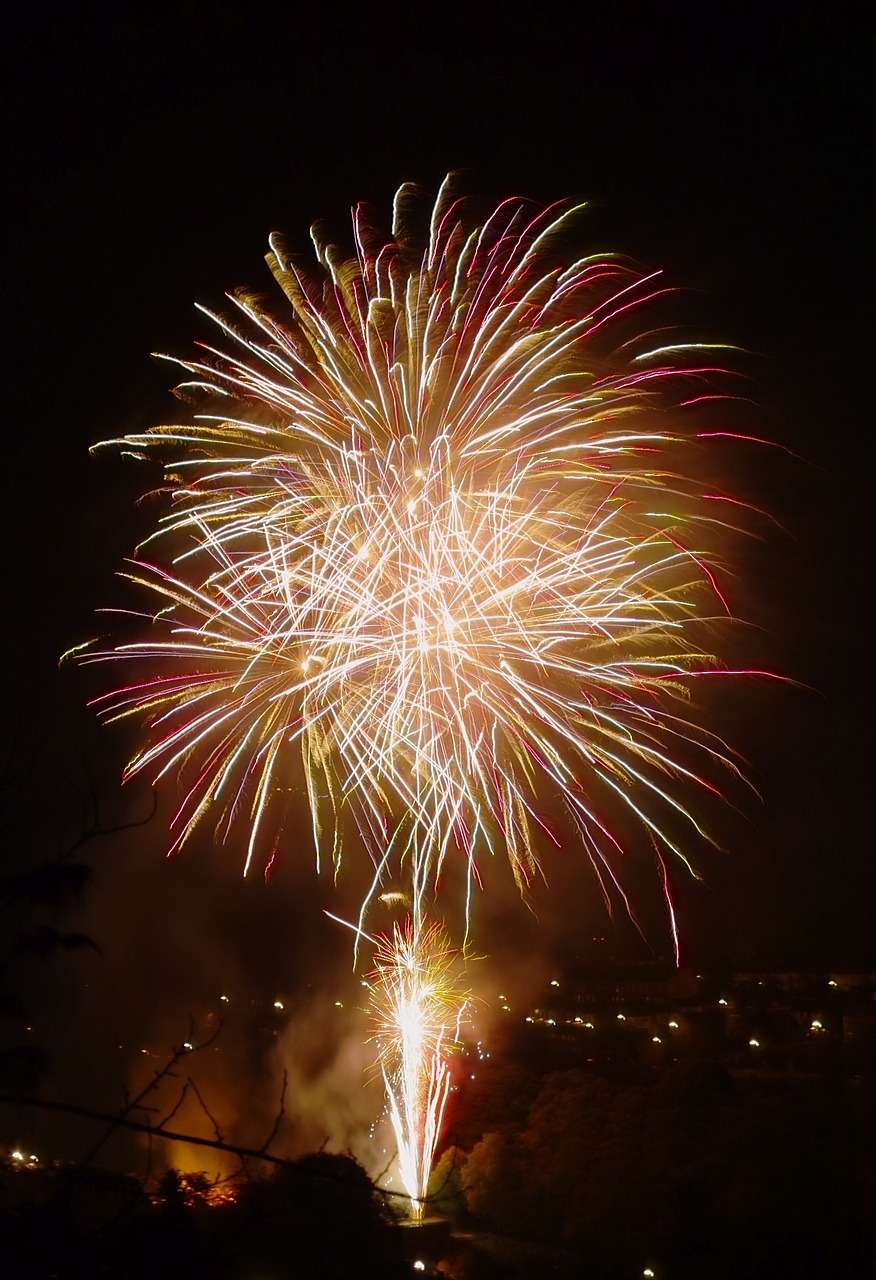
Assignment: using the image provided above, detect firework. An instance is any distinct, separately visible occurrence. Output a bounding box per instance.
[368,919,467,1216]
[74,177,761,1205]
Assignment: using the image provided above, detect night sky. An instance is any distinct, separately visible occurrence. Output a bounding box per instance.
[2,6,871,1171]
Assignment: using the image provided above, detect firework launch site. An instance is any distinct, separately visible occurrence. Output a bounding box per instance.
[5,948,876,1278]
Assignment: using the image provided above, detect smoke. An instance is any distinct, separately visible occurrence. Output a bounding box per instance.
[25,776,393,1180]
[274,992,392,1177]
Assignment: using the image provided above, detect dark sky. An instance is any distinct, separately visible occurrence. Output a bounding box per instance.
[1,3,872,1168]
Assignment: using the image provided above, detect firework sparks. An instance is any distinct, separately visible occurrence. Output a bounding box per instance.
[74,177,763,1205]
[368,919,467,1216]
[77,178,753,923]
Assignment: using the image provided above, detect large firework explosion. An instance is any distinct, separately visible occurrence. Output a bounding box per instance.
[74,176,762,1208]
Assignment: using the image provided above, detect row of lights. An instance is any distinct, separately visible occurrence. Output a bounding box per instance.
[525,1011,681,1032]
[9,1150,39,1166]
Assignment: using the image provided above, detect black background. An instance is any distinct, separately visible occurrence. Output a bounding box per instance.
[1,3,871,1044]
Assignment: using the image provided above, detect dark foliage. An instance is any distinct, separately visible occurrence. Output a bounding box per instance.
[0,862,93,910]
[1,860,98,1093]
[443,1058,876,1279]
[0,1152,410,1280]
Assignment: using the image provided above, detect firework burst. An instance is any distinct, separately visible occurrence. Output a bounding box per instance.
[78,177,753,930]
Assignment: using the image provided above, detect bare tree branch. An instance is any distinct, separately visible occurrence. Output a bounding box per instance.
[155,1080,192,1130]
[62,785,158,863]
[0,1093,298,1170]
[71,1021,221,1176]
[187,1076,224,1145]
[258,1068,288,1154]
[0,1093,416,1207]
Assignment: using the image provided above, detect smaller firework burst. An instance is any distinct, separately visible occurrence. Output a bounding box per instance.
[368,919,468,1217]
